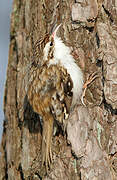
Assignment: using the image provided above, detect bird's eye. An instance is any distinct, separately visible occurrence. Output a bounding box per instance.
[50,41,53,46]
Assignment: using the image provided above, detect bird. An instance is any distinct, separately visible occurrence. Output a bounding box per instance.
[27,24,84,171]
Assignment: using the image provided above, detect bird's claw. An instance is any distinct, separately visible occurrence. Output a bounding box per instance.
[81,71,99,106]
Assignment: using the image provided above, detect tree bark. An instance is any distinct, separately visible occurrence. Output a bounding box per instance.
[0,0,117,179]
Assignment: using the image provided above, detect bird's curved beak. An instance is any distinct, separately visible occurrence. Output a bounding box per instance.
[52,24,62,38]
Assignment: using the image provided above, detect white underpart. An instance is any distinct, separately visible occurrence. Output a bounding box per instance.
[43,36,84,107]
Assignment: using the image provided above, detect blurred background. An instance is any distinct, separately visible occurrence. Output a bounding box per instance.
[0,0,13,142]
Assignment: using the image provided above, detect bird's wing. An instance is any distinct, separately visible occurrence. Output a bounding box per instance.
[27,63,73,171]
[27,63,73,123]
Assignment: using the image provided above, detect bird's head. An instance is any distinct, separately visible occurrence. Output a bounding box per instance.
[43,24,63,62]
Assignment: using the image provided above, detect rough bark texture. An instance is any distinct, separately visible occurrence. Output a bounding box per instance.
[0,0,117,179]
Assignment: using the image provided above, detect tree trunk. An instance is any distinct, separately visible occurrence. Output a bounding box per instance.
[0,0,117,179]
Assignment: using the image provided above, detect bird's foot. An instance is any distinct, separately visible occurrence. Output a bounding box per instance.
[81,72,99,106]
